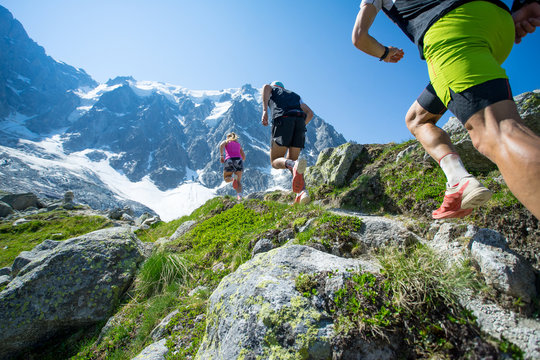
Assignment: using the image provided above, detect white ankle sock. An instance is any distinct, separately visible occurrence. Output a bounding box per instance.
[439,153,470,186]
[285,159,295,170]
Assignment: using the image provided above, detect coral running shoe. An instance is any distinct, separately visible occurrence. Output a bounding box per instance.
[432,175,492,219]
[294,190,311,205]
[292,158,307,193]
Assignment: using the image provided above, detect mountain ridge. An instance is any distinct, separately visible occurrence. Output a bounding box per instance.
[0,5,346,219]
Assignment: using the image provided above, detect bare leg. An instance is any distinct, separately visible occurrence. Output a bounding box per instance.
[270,143,302,170]
[234,171,243,193]
[465,100,540,218]
[406,100,491,218]
[270,142,290,169]
[405,100,454,161]
[223,171,233,182]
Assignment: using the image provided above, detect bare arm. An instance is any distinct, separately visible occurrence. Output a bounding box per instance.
[300,103,314,126]
[261,84,272,126]
[240,147,246,161]
[351,3,404,63]
[219,141,226,163]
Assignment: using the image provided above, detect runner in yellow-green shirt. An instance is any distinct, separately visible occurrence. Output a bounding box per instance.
[352,0,540,219]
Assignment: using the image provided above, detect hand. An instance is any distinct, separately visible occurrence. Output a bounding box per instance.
[382,46,404,63]
[261,110,269,126]
[513,2,540,44]
[220,156,224,163]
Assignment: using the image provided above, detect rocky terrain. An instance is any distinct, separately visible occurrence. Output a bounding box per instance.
[1,94,539,358]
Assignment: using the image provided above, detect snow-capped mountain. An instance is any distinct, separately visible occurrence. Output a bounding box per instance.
[0,5,346,220]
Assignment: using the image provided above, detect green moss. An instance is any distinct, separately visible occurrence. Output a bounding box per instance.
[257,296,325,360]
[0,210,112,267]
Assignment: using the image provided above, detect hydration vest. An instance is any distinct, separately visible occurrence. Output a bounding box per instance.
[268,86,305,122]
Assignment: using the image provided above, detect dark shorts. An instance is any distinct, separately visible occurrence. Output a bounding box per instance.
[271,116,306,148]
[224,157,243,172]
[417,79,513,125]
[422,1,514,124]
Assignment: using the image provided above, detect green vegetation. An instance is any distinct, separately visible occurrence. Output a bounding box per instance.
[69,197,321,360]
[296,213,362,252]
[0,210,112,267]
[135,251,192,299]
[325,244,505,358]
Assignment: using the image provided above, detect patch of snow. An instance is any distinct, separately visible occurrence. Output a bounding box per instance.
[0,137,216,221]
[204,101,232,128]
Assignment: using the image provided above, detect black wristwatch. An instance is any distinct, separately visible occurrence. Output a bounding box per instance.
[379,46,389,61]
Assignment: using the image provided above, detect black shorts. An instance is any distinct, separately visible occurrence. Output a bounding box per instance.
[417,83,447,115]
[417,79,513,124]
[271,116,306,148]
[224,157,243,172]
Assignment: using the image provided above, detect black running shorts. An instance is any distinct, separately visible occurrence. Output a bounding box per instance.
[224,157,243,172]
[417,79,513,124]
[417,83,447,115]
[271,116,306,148]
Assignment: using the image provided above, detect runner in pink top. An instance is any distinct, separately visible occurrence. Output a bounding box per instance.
[224,140,242,160]
[219,132,246,200]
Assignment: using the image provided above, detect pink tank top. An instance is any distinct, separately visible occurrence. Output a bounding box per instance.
[224,141,242,160]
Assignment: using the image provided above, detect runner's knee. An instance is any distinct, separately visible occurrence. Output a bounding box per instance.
[405,103,437,135]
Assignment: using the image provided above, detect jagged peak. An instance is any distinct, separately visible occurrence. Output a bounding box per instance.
[106,76,136,87]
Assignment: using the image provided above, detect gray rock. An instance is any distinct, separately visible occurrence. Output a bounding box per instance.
[169,220,197,241]
[430,224,537,303]
[142,216,161,227]
[251,238,275,257]
[277,228,295,244]
[195,245,389,360]
[63,191,74,204]
[136,212,153,226]
[131,339,168,360]
[0,275,11,287]
[0,201,14,218]
[461,295,540,360]
[212,262,225,272]
[188,286,209,297]
[108,206,134,220]
[150,310,179,341]
[332,210,419,251]
[305,143,364,187]
[0,193,40,211]
[469,229,536,303]
[0,227,146,359]
[12,218,29,226]
[395,144,417,163]
[121,213,134,222]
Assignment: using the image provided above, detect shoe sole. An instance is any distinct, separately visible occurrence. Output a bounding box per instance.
[432,208,473,219]
[299,195,311,205]
[292,158,307,193]
[461,187,492,209]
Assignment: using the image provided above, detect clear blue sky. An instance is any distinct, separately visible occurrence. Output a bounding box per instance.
[1,0,539,144]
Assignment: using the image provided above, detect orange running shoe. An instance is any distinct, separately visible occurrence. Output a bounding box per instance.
[432,175,492,219]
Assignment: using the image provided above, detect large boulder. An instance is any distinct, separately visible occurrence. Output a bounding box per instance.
[195,245,397,360]
[0,201,13,218]
[305,143,364,187]
[430,223,537,303]
[0,192,41,211]
[0,227,147,359]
